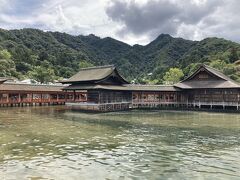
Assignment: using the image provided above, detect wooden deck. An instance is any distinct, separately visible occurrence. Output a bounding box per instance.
[131,100,240,111]
[66,102,131,112]
[0,92,87,107]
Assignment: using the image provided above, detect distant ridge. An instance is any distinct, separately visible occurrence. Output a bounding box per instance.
[0,28,239,82]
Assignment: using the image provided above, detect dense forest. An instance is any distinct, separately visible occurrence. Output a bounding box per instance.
[0,28,239,84]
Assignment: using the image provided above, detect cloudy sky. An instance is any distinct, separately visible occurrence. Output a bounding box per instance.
[0,0,239,45]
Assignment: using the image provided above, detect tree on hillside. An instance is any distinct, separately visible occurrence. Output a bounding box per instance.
[208,60,227,71]
[0,49,18,77]
[163,68,184,84]
[223,64,237,76]
[79,60,94,69]
[0,49,12,59]
[150,66,167,84]
[183,63,201,78]
[229,48,239,63]
[28,66,56,84]
[207,60,240,82]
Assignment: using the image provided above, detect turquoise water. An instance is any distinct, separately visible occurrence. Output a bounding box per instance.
[0,106,240,179]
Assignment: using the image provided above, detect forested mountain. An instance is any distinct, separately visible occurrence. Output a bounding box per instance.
[0,28,239,84]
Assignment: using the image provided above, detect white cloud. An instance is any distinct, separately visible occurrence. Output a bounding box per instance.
[36,0,120,38]
[0,0,118,37]
[175,0,240,42]
[0,0,240,45]
[0,0,9,10]
[106,0,224,44]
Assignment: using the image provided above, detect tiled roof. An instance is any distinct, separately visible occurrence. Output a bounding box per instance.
[0,83,64,92]
[63,84,180,91]
[0,78,9,84]
[175,80,240,89]
[61,65,129,84]
[175,64,240,89]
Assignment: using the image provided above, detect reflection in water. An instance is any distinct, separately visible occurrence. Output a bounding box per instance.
[0,106,240,179]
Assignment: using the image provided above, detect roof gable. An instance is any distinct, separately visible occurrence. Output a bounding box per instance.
[61,65,129,84]
[174,64,240,89]
[182,64,230,82]
[0,78,8,84]
[0,80,5,84]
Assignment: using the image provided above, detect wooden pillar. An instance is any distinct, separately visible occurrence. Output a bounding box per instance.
[237,93,239,110]
[6,93,9,103]
[39,94,42,106]
[98,91,101,104]
[131,92,133,107]
[56,94,59,105]
[18,93,21,103]
[158,92,160,105]
[64,92,66,102]
[237,92,240,110]
[78,92,81,102]
[31,93,34,106]
[153,92,156,107]
[238,91,240,103]
[73,90,76,102]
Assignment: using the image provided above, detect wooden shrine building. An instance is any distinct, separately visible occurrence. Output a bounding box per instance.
[0,64,240,111]
[174,64,240,110]
[0,83,84,107]
[62,64,240,112]
[61,65,132,111]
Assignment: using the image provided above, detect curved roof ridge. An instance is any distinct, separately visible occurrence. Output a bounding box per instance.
[0,83,64,92]
[3,82,65,87]
[0,78,10,84]
[78,65,115,71]
[126,84,174,87]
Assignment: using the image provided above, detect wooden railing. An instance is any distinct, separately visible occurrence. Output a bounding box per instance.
[0,98,87,104]
[187,101,239,106]
[132,100,240,107]
[132,100,177,104]
[66,102,131,112]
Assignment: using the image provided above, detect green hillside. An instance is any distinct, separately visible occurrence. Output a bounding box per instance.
[0,28,239,83]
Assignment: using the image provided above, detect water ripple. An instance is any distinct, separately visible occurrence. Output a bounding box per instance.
[0,107,240,179]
